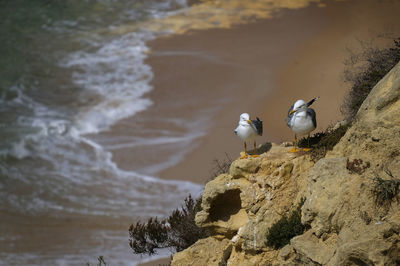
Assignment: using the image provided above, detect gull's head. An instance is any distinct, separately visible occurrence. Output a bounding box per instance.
[239,113,250,121]
[290,99,307,115]
[239,113,251,124]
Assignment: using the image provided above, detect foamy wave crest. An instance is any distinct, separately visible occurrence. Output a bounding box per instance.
[62,31,155,135]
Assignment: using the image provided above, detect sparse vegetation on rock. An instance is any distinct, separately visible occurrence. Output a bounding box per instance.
[265,199,306,249]
[342,37,400,120]
[372,169,400,208]
[298,123,350,161]
[211,153,233,179]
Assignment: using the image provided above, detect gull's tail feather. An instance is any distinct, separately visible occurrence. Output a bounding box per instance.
[307,96,320,107]
[252,117,263,136]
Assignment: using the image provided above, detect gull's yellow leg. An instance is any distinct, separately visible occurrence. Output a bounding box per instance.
[290,134,300,153]
[303,134,312,151]
[240,142,248,159]
[251,141,259,157]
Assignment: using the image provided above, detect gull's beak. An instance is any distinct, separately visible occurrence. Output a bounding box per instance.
[247,119,252,124]
[289,110,296,115]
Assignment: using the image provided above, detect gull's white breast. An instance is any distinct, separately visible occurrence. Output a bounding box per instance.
[289,110,315,135]
[235,122,257,141]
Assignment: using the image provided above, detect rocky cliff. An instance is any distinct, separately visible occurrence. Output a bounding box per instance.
[171,61,400,266]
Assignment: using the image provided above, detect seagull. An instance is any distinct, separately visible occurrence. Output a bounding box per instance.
[286,97,319,152]
[234,113,263,159]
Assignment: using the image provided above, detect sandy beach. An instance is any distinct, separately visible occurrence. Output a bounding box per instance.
[144,0,400,185]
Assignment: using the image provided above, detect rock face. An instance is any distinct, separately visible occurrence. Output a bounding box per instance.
[171,61,400,266]
[172,145,316,266]
[171,237,233,266]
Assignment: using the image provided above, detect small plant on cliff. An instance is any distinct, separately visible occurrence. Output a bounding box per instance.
[298,123,350,162]
[129,194,206,255]
[266,199,306,249]
[211,153,233,179]
[342,37,400,120]
[85,256,107,266]
[372,169,400,208]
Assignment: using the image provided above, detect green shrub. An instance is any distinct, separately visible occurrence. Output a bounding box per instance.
[266,199,306,249]
[129,195,206,255]
[372,169,400,208]
[342,37,400,120]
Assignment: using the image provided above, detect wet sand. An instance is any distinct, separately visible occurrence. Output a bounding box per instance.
[147,0,400,185]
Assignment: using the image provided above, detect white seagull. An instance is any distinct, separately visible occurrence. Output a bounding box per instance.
[286,97,319,152]
[234,113,263,158]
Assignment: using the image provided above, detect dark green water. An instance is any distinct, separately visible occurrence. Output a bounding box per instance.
[0,0,202,264]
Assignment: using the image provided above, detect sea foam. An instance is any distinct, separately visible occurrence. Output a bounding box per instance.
[62,31,155,135]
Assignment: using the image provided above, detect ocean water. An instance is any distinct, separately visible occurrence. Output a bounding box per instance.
[0,0,330,264]
[0,0,203,265]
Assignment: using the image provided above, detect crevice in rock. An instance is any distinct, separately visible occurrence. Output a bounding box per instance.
[219,244,233,266]
[345,255,374,266]
[209,189,242,222]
